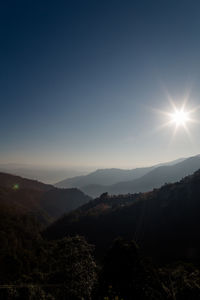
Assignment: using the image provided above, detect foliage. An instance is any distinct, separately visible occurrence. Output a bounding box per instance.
[2,171,200,298]
[98,238,166,300]
[44,170,200,263]
[47,236,97,299]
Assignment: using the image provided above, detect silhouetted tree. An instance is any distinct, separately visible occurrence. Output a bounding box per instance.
[99,238,166,300]
[47,236,97,299]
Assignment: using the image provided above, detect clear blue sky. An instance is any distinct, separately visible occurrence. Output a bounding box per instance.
[1,0,200,169]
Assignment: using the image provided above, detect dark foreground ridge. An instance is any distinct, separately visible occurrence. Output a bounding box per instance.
[2,170,200,299]
[45,169,200,263]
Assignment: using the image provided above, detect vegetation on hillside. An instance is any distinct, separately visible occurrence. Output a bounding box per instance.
[0,173,91,223]
[1,170,200,298]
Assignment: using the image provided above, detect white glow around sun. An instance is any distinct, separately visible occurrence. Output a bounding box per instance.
[170,109,189,127]
[152,93,200,142]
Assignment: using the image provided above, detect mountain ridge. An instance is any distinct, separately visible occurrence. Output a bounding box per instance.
[55,157,186,191]
[0,172,91,223]
[81,155,200,197]
[45,167,200,263]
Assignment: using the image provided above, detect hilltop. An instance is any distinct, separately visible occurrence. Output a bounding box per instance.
[45,168,200,263]
[0,172,91,223]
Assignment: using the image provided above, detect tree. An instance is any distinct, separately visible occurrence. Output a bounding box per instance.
[99,238,166,300]
[48,236,96,300]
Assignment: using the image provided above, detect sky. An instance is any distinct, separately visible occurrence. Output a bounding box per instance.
[1,0,200,170]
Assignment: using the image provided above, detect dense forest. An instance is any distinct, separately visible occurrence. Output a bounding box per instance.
[1,171,200,299]
[45,170,200,263]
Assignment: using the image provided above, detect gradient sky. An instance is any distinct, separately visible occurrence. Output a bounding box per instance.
[1,0,200,169]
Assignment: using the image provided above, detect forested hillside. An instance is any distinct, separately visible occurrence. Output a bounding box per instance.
[0,173,91,222]
[45,169,200,263]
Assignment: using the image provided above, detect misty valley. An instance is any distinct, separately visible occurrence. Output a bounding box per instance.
[2,1,200,298]
[1,155,200,299]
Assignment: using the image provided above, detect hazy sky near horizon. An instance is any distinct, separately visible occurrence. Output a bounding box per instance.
[1,0,200,169]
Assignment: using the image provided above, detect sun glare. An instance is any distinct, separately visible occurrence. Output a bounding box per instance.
[152,93,200,143]
[170,109,189,126]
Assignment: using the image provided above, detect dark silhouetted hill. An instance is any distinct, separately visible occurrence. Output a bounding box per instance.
[45,168,200,263]
[0,172,91,223]
[0,172,53,191]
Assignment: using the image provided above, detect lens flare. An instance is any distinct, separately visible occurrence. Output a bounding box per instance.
[13,184,19,190]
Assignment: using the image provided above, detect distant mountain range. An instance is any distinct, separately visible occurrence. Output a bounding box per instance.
[0,172,91,223]
[55,158,185,188]
[45,167,200,263]
[55,155,199,197]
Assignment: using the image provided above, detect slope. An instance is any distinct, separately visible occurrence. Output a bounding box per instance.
[45,168,200,263]
[82,154,200,197]
[55,157,185,190]
[0,172,91,223]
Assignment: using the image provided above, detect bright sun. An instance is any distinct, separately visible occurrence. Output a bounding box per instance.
[153,95,200,142]
[170,109,189,126]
